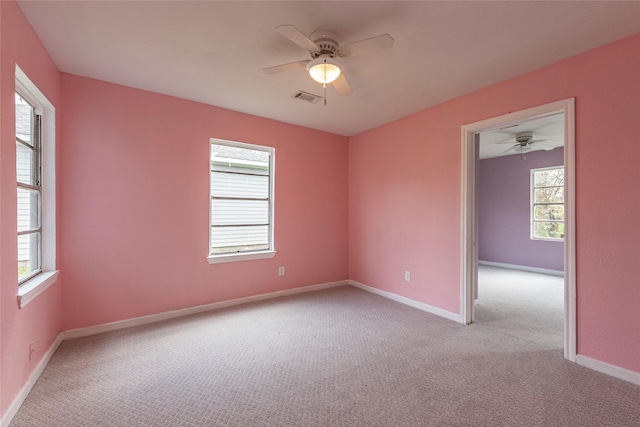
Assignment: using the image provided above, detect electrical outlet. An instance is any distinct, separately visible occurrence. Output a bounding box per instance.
[278,266,285,276]
[404,271,411,282]
[29,342,37,361]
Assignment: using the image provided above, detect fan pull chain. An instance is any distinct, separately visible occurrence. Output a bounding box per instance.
[520,147,526,162]
[323,61,327,105]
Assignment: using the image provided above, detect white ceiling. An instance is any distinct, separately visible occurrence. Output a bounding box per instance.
[479,114,564,160]
[17,1,640,136]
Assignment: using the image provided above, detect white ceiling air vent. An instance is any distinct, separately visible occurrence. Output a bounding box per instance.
[293,90,322,104]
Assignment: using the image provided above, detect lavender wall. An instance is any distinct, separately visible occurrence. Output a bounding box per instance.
[479,148,564,271]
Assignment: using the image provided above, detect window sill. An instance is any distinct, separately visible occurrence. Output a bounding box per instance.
[18,270,59,308]
[207,250,276,264]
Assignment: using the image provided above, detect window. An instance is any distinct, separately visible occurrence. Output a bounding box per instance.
[208,139,275,263]
[531,166,564,240]
[16,91,42,283]
[15,66,58,307]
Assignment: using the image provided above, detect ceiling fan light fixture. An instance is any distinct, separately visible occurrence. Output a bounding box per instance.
[307,56,343,84]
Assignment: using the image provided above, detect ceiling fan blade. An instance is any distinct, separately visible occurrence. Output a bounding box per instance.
[339,33,394,57]
[276,25,319,51]
[495,138,518,144]
[499,145,518,155]
[501,145,532,155]
[531,139,558,151]
[333,74,352,96]
[531,139,556,144]
[262,60,310,75]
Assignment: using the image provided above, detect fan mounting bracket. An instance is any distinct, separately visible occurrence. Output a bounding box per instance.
[309,29,340,58]
[515,131,534,145]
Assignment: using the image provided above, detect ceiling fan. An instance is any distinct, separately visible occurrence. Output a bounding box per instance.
[263,25,394,99]
[496,131,556,154]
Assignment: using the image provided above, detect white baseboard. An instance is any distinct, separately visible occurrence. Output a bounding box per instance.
[63,280,348,340]
[0,333,63,427]
[576,354,640,386]
[4,279,639,427]
[479,260,564,277]
[2,280,348,425]
[348,280,461,323]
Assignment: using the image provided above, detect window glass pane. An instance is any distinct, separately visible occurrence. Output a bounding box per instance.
[211,172,268,199]
[534,168,564,187]
[212,162,269,176]
[210,141,273,256]
[534,204,564,221]
[211,225,269,254]
[211,144,269,176]
[533,222,565,240]
[17,187,41,232]
[211,199,268,226]
[534,187,564,204]
[16,142,36,185]
[15,92,33,145]
[531,166,564,241]
[18,232,41,280]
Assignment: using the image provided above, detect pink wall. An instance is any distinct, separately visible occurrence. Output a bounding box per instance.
[59,74,349,330]
[349,33,640,373]
[349,113,462,313]
[479,148,564,271]
[1,1,639,420]
[0,0,62,415]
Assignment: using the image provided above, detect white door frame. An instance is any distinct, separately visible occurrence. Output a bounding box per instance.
[460,98,576,361]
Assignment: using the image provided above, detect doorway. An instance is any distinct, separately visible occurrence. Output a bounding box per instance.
[460,99,576,361]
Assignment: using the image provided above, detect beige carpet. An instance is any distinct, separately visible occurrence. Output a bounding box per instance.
[10,267,640,426]
[476,264,565,350]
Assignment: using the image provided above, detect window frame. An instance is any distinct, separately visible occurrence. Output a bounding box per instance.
[530,165,564,242]
[16,90,42,284]
[207,138,276,264]
[16,66,58,307]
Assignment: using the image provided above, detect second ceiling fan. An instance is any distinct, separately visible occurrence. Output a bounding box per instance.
[263,25,394,97]
[496,131,557,155]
